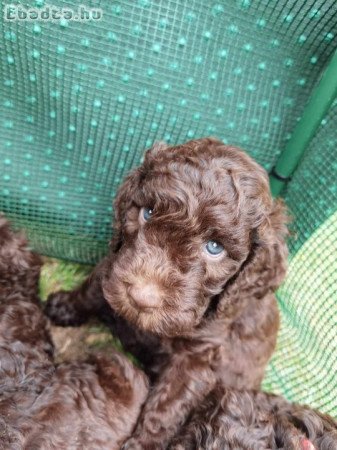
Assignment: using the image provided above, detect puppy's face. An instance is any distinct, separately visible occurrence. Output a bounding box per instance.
[102,139,270,337]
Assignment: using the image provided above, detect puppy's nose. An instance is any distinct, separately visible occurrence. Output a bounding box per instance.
[128,282,162,309]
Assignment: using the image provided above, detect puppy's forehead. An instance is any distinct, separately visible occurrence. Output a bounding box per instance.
[147,157,237,204]
[140,159,242,234]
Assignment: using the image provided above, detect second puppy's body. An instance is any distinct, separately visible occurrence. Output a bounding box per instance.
[0,218,148,450]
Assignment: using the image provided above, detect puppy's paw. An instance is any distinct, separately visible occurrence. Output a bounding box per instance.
[44,291,87,326]
[301,438,316,450]
[274,406,337,450]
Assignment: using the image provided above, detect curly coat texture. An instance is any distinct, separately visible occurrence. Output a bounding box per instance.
[45,138,337,449]
[0,217,148,450]
[169,388,337,450]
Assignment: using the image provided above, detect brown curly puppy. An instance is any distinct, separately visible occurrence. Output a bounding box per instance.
[0,216,148,450]
[45,138,336,449]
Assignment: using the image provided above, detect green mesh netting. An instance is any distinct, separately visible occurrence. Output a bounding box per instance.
[263,99,337,415]
[0,0,336,416]
[1,0,337,261]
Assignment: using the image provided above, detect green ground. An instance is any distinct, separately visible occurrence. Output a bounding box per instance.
[40,258,91,301]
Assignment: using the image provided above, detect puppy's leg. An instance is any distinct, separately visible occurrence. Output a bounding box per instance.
[94,351,149,441]
[169,388,274,450]
[169,389,337,450]
[122,350,217,450]
[44,260,108,326]
[270,395,337,450]
[45,261,164,376]
[47,283,166,379]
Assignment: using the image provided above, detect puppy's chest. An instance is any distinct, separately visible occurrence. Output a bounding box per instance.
[211,334,268,390]
[168,328,263,389]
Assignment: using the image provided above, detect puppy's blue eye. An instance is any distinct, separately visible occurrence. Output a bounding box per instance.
[143,207,154,221]
[205,240,224,256]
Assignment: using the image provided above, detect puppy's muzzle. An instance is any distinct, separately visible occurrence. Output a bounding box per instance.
[127,280,162,310]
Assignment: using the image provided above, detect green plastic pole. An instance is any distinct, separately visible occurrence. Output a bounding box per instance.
[270,49,337,197]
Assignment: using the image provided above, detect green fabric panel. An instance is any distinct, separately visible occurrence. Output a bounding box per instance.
[263,101,337,416]
[1,0,337,262]
[283,98,337,255]
[264,213,337,416]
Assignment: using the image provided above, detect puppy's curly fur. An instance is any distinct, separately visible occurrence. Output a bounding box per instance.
[0,217,148,450]
[169,388,337,450]
[45,138,337,449]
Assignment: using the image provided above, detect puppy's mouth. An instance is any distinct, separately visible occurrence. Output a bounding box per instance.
[102,276,199,337]
[127,295,157,315]
[102,277,164,320]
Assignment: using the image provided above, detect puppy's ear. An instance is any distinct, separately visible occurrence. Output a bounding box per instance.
[110,167,143,251]
[144,141,168,161]
[217,198,289,316]
[0,216,42,299]
[110,142,168,251]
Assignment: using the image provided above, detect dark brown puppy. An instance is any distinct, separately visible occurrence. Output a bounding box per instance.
[46,138,336,449]
[0,217,148,450]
